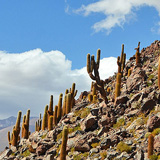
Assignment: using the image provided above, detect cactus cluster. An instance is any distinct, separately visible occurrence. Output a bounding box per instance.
[41,83,77,131]
[8,111,22,146]
[87,49,108,103]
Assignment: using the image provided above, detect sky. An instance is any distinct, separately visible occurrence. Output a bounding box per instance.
[0,0,160,119]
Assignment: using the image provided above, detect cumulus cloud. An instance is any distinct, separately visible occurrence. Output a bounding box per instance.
[75,0,160,34]
[0,49,117,119]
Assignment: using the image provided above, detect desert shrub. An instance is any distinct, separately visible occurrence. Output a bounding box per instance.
[100,151,107,160]
[149,155,158,160]
[117,141,131,153]
[22,150,30,157]
[74,107,91,119]
[91,142,100,148]
[152,128,160,136]
[145,132,151,138]
[113,118,125,128]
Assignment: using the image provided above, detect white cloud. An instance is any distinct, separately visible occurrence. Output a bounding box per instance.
[0,49,117,119]
[75,0,160,34]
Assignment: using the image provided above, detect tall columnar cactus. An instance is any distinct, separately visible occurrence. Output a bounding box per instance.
[15,111,22,135]
[54,105,58,126]
[88,93,93,103]
[42,112,47,130]
[87,49,108,103]
[93,95,98,103]
[62,94,67,116]
[117,44,126,74]
[66,93,71,114]
[35,113,42,131]
[48,116,53,131]
[148,134,154,158]
[48,95,53,116]
[135,42,141,65]
[92,83,97,96]
[115,73,122,100]
[60,126,68,160]
[23,109,30,139]
[57,93,63,123]
[121,53,126,71]
[128,68,132,77]
[21,115,26,138]
[70,83,78,108]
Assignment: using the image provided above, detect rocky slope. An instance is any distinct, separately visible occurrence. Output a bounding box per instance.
[1,40,160,160]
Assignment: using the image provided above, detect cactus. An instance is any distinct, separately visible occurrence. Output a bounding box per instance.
[21,115,26,138]
[107,87,111,93]
[23,109,30,139]
[115,73,122,99]
[66,93,71,114]
[60,126,68,160]
[87,49,108,103]
[15,111,22,135]
[88,93,93,102]
[12,129,18,146]
[122,53,126,71]
[135,42,141,65]
[48,95,53,116]
[8,111,22,146]
[117,44,126,74]
[62,94,67,116]
[128,68,132,77]
[54,105,58,126]
[57,93,63,123]
[42,112,47,130]
[48,116,53,131]
[148,134,154,158]
[93,95,98,103]
[70,83,78,108]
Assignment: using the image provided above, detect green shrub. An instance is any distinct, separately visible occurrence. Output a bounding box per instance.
[100,151,107,160]
[113,118,125,128]
[117,141,131,153]
[149,155,158,160]
[152,128,160,136]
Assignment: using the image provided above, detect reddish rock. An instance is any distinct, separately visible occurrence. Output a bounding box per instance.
[141,99,156,113]
[36,145,47,156]
[147,115,160,132]
[115,95,129,105]
[80,114,98,132]
[154,134,160,152]
[126,68,146,92]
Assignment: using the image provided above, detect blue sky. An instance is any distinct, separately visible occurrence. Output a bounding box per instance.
[0,0,160,118]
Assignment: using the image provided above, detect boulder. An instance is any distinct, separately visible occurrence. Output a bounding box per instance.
[147,114,160,132]
[100,137,111,149]
[114,95,129,105]
[80,115,98,132]
[141,99,156,113]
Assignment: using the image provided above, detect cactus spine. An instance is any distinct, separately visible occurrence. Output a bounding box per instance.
[60,126,68,160]
[148,134,154,158]
[135,42,141,65]
[87,49,108,103]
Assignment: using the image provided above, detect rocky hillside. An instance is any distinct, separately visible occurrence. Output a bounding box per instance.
[1,40,160,160]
